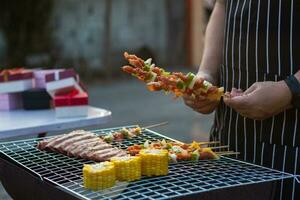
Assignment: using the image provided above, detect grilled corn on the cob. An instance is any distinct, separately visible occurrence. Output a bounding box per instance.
[139,149,169,176]
[110,156,141,181]
[83,162,116,190]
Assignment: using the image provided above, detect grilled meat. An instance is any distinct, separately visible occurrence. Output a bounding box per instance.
[37,130,127,161]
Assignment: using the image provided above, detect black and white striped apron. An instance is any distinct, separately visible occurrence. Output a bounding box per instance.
[210,0,300,199]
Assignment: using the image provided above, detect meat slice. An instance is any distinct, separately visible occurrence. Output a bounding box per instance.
[37,134,63,150]
[45,130,87,151]
[67,138,102,157]
[115,151,128,157]
[77,141,102,158]
[82,143,113,159]
[37,130,128,161]
[63,137,97,153]
[91,148,126,162]
[55,133,96,153]
[100,148,127,161]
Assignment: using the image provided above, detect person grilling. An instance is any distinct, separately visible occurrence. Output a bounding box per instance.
[183,0,300,199]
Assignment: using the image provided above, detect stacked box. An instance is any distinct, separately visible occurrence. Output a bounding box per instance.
[0,69,33,94]
[0,93,23,110]
[1,68,89,115]
[54,89,89,118]
[45,69,85,97]
[33,69,62,89]
[22,89,51,110]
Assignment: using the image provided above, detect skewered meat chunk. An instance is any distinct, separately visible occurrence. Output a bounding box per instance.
[122,52,224,100]
[37,130,127,162]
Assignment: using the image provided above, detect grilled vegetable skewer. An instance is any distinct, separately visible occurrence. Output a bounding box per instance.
[102,122,168,143]
[122,52,224,100]
[127,140,221,162]
[102,126,142,143]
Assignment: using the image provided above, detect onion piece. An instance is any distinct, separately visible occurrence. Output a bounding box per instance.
[188,75,197,89]
[144,58,152,65]
[149,72,157,82]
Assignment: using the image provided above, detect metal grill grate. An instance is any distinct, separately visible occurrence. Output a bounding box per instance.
[0,126,295,200]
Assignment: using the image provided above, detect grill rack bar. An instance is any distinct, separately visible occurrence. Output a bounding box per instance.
[0,126,296,200]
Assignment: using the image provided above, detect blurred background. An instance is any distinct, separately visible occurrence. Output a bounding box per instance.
[0,0,217,142]
[0,0,216,141]
[0,0,216,198]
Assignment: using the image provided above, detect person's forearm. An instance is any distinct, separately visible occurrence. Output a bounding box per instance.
[198,1,226,82]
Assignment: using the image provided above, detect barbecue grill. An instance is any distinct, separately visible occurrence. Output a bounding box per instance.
[0,126,296,200]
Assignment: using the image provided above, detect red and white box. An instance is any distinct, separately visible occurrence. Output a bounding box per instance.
[0,93,23,110]
[33,69,61,89]
[54,90,89,118]
[0,69,33,93]
[45,69,85,97]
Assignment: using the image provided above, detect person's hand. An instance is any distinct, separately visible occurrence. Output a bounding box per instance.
[224,81,293,120]
[183,71,219,114]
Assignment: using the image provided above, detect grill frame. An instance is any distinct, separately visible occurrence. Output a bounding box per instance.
[0,125,295,200]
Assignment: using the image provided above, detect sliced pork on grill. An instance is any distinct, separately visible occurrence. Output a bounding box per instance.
[37,130,127,161]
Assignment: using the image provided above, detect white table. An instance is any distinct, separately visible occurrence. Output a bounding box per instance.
[0,106,112,139]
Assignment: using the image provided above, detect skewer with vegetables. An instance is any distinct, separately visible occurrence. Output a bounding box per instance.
[101,122,168,143]
[127,140,221,163]
[122,52,224,100]
[102,126,142,143]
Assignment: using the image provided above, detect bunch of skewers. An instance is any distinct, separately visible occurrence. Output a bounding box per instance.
[127,140,239,163]
[99,122,239,162]
[122,52,224,100]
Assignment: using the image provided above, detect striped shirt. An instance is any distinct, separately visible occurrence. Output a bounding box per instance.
[211,0,300,199]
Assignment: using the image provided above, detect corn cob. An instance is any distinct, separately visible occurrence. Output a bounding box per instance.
[139,149,169,177]
[110,156,141,181]
[83,162,116,190]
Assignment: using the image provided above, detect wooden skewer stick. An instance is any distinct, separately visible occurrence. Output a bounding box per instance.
[143,121,169,130]
[215,150,235,154]
[199,141,220,145]
[216,152,240,156]
[210,145,229,150]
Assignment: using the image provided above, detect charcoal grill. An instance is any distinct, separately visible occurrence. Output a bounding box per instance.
[0,126,296,200]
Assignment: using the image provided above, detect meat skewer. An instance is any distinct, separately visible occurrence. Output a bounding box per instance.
[101,121,169,143]
[122,52,224,100]
[127,140,239,162]
[127,140,219,162]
